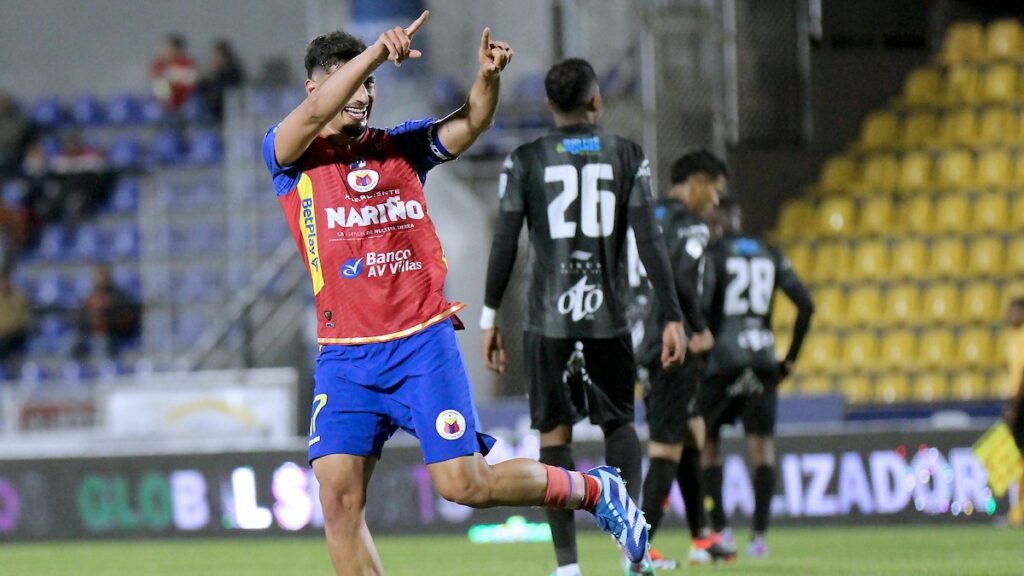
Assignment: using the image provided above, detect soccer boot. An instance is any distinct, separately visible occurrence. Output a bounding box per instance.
[624,553,655,576]
[692,532,737,563]
[549,565,582,576]
[717,527,737,552]
[585,466,650,564]
[746,535,768,558]
[648,547,679,570]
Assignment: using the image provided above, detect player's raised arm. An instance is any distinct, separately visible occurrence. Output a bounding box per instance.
[273,11,430,166]
[434,28,513,156]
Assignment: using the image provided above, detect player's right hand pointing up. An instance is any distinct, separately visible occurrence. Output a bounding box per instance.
[374,9,430,66]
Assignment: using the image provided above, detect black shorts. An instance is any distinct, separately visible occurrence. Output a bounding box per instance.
[1014,395,1024,452]
[700,368,779,440]
[524,332,636,433]
[643,353,702,444]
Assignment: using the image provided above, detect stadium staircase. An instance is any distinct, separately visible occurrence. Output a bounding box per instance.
[771,19,1024,407]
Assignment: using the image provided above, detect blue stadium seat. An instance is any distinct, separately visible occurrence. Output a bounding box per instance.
[109,178,140,213]
[30,97,66,128]
[97,359,127,378]
[0,364,8,382]
[70,95,107,125]
[175,311,208,347]
[38,135,62,158]
[106,94,145,125]
[33,272,69,307]
[35,225,68,260]
[108,136,145,170]
[141,96,165,124]
[252,88,279,117]
[514,74,547,102]
[188,130,224,165]
[59,361,90,382]
[19,362,49,383]
[110,224,140,259]
[150,130,185,165]
[69,269,94,303]
[70,225,104,260]
[179,98,203,123]
[112,266,141,300]
[2,180,28,209]
[432,76,464,109]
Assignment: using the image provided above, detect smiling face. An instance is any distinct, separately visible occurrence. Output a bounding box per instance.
[306,64,376,140]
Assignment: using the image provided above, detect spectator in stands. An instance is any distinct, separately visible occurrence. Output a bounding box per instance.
[0,92,32,176]
[24,132,113,227]
[0,270,30,374]
[150,33,197,113]
[75,265,140,362]
[195,39,246,122]
[1004,297,1024,526]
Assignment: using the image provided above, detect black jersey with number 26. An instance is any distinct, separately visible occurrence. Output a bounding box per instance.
[495,124,658,338]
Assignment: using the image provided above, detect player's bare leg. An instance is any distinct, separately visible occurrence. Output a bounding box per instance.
[746,434,775,558]
[313,454,383,576]
[539,425,580,573]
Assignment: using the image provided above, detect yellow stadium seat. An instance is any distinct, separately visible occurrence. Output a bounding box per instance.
[803,333,839,374]
[851,240,889,282]
[914,371,950,403]
[810,242,851,284]
[782,243,812,278]
[928,237,966,278]
[818,197,856,236]
[860,111,901,150]
[891,239,929,279]
[852,154,900,195]
[935,150,975,190]
[858,196,895,236]
[941,22,986,64]
[966,237,1005,277]
[847,286,883,327]
[776,199,814,239]
[977,107,1018,146]
[880,330,917,369]
[957,327,994,368]
[950,370,986,401]
[987,19,1023,60]
[811,286,845,328]
[875,373,912,404]
[882,284,921,326]
[901,67,943,107]
[976,150,1013,189]
[901,111,938,149]
[990,370,1013,400]
[773,296,797,329]
[817,155,858,195]
[1011,194,1024,228]
[841,330,878,370]
[774,330,792,362]
[1005,282,1024,309]
[943,65,981,104]
[842,375,873,405]
[972,192,1010,230]
[961,281,1000,323]
[918,329,956,369]
[896,152,933,195]
[982,63,1019,103]
[934,194,971,233]
[922,282,961,325]
[935,109,978,147]
[798,375,834,396]
[1006,237,1024,276]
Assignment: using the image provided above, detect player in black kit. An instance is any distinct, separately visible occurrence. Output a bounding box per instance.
[631,149,734,568]
[700,198,814,558]
[481,58,686,576]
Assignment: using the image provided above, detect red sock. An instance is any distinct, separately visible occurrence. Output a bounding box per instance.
[542,466,602,511]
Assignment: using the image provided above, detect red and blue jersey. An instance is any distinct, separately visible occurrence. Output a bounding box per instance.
[263,118,462,345]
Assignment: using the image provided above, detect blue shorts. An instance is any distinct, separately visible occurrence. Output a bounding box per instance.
[308,319,496,465]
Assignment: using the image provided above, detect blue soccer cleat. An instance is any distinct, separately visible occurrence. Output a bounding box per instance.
[585,466,649,564]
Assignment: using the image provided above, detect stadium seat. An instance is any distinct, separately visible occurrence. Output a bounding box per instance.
[896,152,933,195]
[841,374,873,404]
[189,130,224,165]
[859,111,901,150]
[875,373,911,404]
[1006,237,1024,276]
[1011,194,1024,228]
[941,22,986,64]
[816,155,858,195]
[71,225,103,261]
[109,178,140,213]
[110,225,140,259]
[990,370,1013,400]
[950,370,986,401]
[773,296,797,329]
[987,19,1023,60]
[1005,283,1024,311]
[851,239,889,281]
[34,225,68,261]
[934,194,971,233]
[841,330,878,370]
[975,150,1013,189]
[882,284,921,326]
[782,243,812,278]
[29,96,66,128]
[935,150,975,191]
[818,197,856,236]
[913,371,950,403]
[943,65,981,105]
[918,329,955,369]
[810,242,851,284]
[901,111,938,149]
[957,327,994,368]
[901,67,943,107]
[977,107,1018,146]
[880,329,918,369]
[966,236,1005,277]
[150,130,185,165]
[857,196,895,236]
[106,93,145,125]
[961,281,1000,323]
[108,136,144,170]
[935,108,978,147]
[803,333,840,374]
[851,154,900,195]
[70,95,106,125]
[972,192,1010,230]
[797,375,834,396]
[922,282,961,325]
[982,63,1019,103]
[811,286,845,328]
[776,199,815,239]
[891,238,929,279]
[928,237,966,278]
[846,286,883,327]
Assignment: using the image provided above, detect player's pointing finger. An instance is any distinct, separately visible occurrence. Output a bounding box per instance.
[405,10,430,36]
[481,27,491,53]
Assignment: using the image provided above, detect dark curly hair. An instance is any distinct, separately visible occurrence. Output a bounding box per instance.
[669,148,729,185]
[545,58,598,113]
[304,31,367,79]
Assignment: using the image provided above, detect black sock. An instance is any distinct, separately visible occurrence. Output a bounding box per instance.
[676,447,707,539]
[753,465,775,534]
[539,445,577,567]
[703,465,727,532]
[640,457,677,542]
[603,423,642,500]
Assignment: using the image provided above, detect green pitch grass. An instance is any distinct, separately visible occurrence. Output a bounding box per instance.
[4,526,1021,576]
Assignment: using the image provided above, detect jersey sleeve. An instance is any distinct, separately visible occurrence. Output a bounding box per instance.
[387,117,457,182]
[626,148,656,208]
[497,151,526,212]
[774,247,815,363]
[262,123,302,196]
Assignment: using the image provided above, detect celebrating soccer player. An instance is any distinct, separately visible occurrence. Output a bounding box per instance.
[699,197,814,557]
[262,12,652,575]
[481,58,686,576]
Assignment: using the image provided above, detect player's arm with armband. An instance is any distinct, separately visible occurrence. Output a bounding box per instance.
[775,253,815,379]
[273,11,430,166]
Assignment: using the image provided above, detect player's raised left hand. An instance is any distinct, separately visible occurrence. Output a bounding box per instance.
[373,9,429,67]
[479,28,513,78]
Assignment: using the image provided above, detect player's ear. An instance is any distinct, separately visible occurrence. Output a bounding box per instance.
[305,78,317,96]
[587,92,601,113]
[544,98,554,113]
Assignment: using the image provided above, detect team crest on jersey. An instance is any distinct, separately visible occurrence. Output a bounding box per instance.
[347,168,380,193]
[435,409,466,440]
